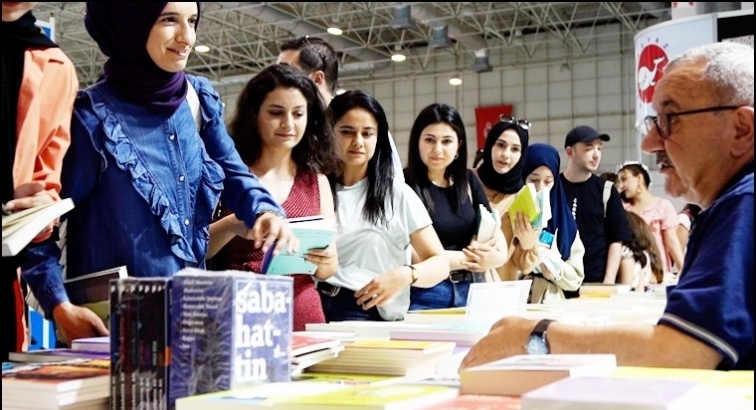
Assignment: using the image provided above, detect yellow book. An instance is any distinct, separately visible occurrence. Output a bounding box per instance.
[610,366,727,384]
[507,183,540,226]
[175,381,350,410]
[294,372,395,385]
[274,383,459,410]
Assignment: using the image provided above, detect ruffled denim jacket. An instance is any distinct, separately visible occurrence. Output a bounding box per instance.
[22,75,283,316]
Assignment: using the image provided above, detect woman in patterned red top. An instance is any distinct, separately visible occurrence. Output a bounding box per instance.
[208,64,340,331]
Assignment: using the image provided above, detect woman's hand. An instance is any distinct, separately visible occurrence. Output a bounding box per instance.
[251,212,299,255]
[354,266,412,310]
[513,211,537,251]
[461,236,505,272]
[304,243,338,279]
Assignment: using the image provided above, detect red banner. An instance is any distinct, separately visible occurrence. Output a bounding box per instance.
[475,105,514,150]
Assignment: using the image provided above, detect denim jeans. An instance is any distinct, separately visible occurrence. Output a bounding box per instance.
[320,285,384,322]
[409,274,485,310]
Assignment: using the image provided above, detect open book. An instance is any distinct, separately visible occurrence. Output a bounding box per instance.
[261,216,337,275]
[507,183,548,228]
[2,198,74,257]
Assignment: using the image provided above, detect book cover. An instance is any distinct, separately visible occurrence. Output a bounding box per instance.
[293,372,394,385]
[291,334,342,357]
[476,204,501,243]
[169,268,293,409]
[65,266,128,328]
[460,354,617,396]
[175,381,351,410]
[506,183,540,227]
[260,217,337,275]
[2,197,74,257]
[274,383,459,410]
[521,376,700,410]
[426,394,522,410]
[1,358,110,392]
[71,336,110,353]
[390,322,489,347]
[8,348,111,363]
[133,279,171,410]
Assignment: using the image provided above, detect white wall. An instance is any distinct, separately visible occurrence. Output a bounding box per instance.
[212,21,687,211]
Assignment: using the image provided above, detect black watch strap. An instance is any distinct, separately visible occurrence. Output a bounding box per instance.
[531,318,555,338]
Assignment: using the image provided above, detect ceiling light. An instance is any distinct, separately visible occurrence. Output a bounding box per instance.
[194,45,210,53]
[327,26,343,36]
[449,74,463,86]
[391,44,406,62]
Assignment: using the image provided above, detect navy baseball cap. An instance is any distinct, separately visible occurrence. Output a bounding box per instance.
[564,125,610,148]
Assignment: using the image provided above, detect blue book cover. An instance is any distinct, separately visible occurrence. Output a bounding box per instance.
[260,217,337,275]
[169,268,293,409]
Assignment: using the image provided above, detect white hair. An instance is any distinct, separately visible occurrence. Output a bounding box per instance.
[667,42,754,106]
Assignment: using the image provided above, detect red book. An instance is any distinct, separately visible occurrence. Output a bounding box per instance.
[423,394,521,410]
[291,334,341,357]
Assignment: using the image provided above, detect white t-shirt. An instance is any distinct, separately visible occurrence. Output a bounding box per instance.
[327,178,431,320]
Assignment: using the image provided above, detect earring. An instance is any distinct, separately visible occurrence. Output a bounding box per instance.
[454,154,459,160]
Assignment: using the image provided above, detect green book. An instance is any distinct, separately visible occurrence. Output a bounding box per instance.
[507,183,541,226]
[261,216,337,275]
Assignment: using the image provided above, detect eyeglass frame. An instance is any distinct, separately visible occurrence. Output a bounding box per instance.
[644,105,740,139]
[499,114,531,130]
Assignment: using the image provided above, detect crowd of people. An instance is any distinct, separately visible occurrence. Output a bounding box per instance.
[2,2,752,372]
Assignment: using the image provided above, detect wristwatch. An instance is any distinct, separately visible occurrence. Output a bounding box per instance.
[406,264,419,285]
[525,319,555,355]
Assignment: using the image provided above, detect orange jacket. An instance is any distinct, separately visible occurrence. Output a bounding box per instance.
[14,47,78,201]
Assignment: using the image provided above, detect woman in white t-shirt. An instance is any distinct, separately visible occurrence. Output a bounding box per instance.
[320,90,450,321]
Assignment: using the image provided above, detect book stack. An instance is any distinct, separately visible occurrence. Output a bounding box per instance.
[521,376,701,410]
[306,339,456,378]
[2,198,74,257]
[1,358,110,410]
[291,333,344,375]
[109,278,171,410]
[169,268,294,408]
[460,354,617,396]
[273,383,459,410]
[390,322,489,347]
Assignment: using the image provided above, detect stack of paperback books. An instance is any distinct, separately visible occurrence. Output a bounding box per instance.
[1,358,110,410]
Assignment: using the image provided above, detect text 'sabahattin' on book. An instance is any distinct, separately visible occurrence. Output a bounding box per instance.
[169,268,293,409]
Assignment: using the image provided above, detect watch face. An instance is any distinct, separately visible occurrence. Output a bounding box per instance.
[526,335,549,355]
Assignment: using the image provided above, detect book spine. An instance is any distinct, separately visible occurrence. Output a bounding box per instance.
[109,280,121,410]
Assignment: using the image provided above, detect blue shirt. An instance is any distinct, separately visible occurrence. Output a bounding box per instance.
[22,75,283,316]
[659,162,754,370]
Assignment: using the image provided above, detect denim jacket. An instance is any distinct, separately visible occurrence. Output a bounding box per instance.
[22,75,283,316]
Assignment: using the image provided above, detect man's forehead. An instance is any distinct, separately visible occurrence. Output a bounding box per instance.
[276,50,303,70]
[653,63,705,110]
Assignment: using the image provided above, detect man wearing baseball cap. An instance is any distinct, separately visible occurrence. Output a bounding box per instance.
[559,126,631,290]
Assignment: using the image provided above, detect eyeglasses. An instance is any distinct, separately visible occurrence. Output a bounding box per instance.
[499,114,531,130]
[644,105,740,139]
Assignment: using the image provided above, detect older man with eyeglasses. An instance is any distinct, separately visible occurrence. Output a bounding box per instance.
[460,41,753,371]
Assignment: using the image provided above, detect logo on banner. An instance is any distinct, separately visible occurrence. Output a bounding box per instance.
[637,39,669,104]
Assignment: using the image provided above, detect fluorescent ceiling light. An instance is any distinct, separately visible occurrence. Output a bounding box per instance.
[327,26,343,36]
[391,53,407,62]
[194,45,210,53]
[449,75,463,86]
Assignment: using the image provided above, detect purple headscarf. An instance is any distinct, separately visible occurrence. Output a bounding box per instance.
[84,2,201,115]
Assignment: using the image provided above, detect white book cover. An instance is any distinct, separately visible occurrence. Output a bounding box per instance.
[2,198,74,257]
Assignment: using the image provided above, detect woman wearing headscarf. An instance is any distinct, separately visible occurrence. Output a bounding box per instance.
[1,2,78,361]
[21,2,295,345]
[521,143,585,303]
[472,117,538,281]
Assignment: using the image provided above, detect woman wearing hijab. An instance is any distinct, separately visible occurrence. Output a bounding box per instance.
[521,143,585,303]
[472,116,538,281]
[1,2,78,361]
[21,2,295,345]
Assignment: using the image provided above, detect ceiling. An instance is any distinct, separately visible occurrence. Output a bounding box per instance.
[34,2,673,87]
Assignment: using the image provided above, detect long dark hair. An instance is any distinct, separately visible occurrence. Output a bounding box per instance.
[405,103,468,214]
[228,64,338,175]
[327,90,394,227]
[625,211,664,284]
